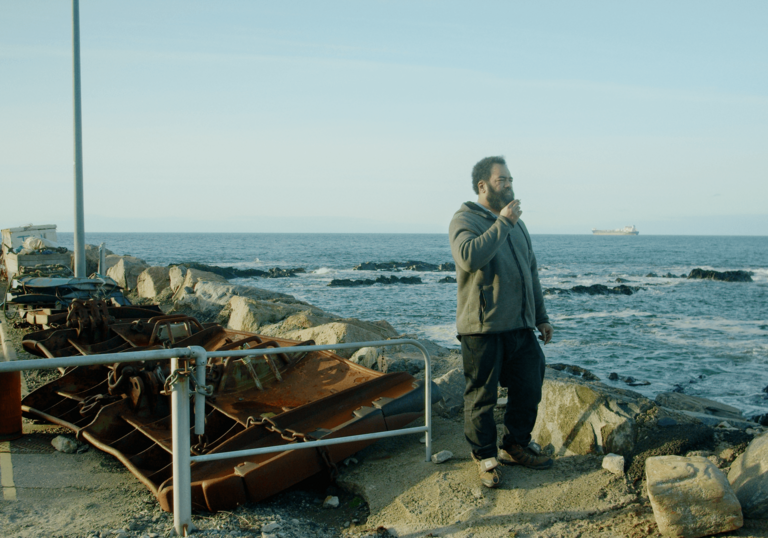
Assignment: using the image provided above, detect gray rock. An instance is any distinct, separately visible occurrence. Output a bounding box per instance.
[431,450,453,464]
[728,431,768,518]
[51,435,78,454]
[323,495,339,509]
[602,454,625,475]
[646,456,742,538]
[262,522,280,532]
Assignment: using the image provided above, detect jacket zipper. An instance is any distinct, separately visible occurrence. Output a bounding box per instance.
[506,234,528,326]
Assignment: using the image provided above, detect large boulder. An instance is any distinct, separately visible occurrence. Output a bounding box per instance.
[532,368,656,456]
[171,281,298,319]
[259,314,398,358]
[227,296,325,333]
[728,432,768,518]
[136,266,171,298]
[349,347,380,370]
[106,256,149,290]
[646,456,742,537]
[80,244,115,275]
[169,265,188,292]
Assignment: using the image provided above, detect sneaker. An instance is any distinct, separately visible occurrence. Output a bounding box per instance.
[498,444,553,470]
[472,454,502,488]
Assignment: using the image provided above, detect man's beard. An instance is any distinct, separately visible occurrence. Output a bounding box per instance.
[486,185,515,212]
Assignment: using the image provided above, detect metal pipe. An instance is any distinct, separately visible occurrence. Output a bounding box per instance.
[191,425,428,463]
[98,242,106,275]
[190,346,206,437]
[0,347,194,374]
[170,357,194,536]
[72,0,86,278]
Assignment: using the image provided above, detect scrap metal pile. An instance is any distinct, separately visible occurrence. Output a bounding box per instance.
[20,300,434,512]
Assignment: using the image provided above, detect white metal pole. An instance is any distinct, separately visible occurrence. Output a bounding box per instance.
[170,357,194,536]
[72,0,86,278]
[191,346,206,436]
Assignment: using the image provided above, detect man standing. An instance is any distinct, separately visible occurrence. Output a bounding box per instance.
[449,155,554,488]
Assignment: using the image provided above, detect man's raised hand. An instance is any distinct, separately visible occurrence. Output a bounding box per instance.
[500,200,522,224]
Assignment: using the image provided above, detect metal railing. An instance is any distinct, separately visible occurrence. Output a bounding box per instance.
[0,333,432,536]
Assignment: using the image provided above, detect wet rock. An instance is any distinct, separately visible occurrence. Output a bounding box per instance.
[172,261,305,279]
[431,450,453,464]
[51,435,78,454]
[433,368,464,418]
[687,268,753,282]
[438,276,456,283]
[614,277,629,283]
[106,256,149,290]
[646,272,659,277]
[352,261,454,272]
[602,454,625,475]
[655,392,743,420]
[136,266,171,298]
[548,363,600,381]
[328,276,423,287]
[349,347,380,370]
[728,432,768,518]
[544,284,641,296]
[532,368,655,456]
[657,417,678,427]
[646,456,742,537]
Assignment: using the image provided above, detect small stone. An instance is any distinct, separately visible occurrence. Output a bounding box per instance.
[261,534,277,538]
[602,454,625,475]
[471,487,483,499]
[52,435,78,454]
[343,521,351,528]
[431,450,453,464]
[343,457,358,466]
[262,522,280,533]
[717,421,734,429]
[657,417,677,427]
[420,434,427,444]
[608,372,619,381]
[323,495,340,509]
[290,519,299,525]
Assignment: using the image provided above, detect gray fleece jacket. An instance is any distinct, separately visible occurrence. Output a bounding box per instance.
[449,202,549,335]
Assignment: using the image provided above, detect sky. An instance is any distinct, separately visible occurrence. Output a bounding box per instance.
[1,1,767,235]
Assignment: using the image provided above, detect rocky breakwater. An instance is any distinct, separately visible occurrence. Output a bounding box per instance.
[687,267,754,282]
[121,261,403,359]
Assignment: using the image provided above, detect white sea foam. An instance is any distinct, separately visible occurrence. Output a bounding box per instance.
[314,267,334,274]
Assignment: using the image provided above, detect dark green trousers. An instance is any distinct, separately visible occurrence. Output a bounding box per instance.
[461,329,546,460]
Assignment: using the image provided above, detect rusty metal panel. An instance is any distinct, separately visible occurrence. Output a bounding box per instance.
[20,300,434,512]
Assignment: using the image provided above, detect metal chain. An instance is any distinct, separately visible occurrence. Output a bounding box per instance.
[161,365,213,397]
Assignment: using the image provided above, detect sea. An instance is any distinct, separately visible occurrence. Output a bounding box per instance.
[58,232,768,418]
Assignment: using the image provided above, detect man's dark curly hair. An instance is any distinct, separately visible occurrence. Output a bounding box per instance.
[471,156,506,194]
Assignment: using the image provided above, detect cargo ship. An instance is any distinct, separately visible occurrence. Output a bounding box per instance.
[592,225,639,236]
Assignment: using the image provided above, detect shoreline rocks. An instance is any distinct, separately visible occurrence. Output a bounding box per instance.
[544,284,641,296]
[328,275,423,287]
[352,260,455,272]
[687,268,753,282]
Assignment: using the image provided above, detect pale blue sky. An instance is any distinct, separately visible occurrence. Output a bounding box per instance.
[2,1,767,234]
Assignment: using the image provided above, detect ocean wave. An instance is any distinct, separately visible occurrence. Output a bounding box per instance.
[314,267,334,275]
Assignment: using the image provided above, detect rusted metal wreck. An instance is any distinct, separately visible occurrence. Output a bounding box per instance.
[20,301,434,512]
